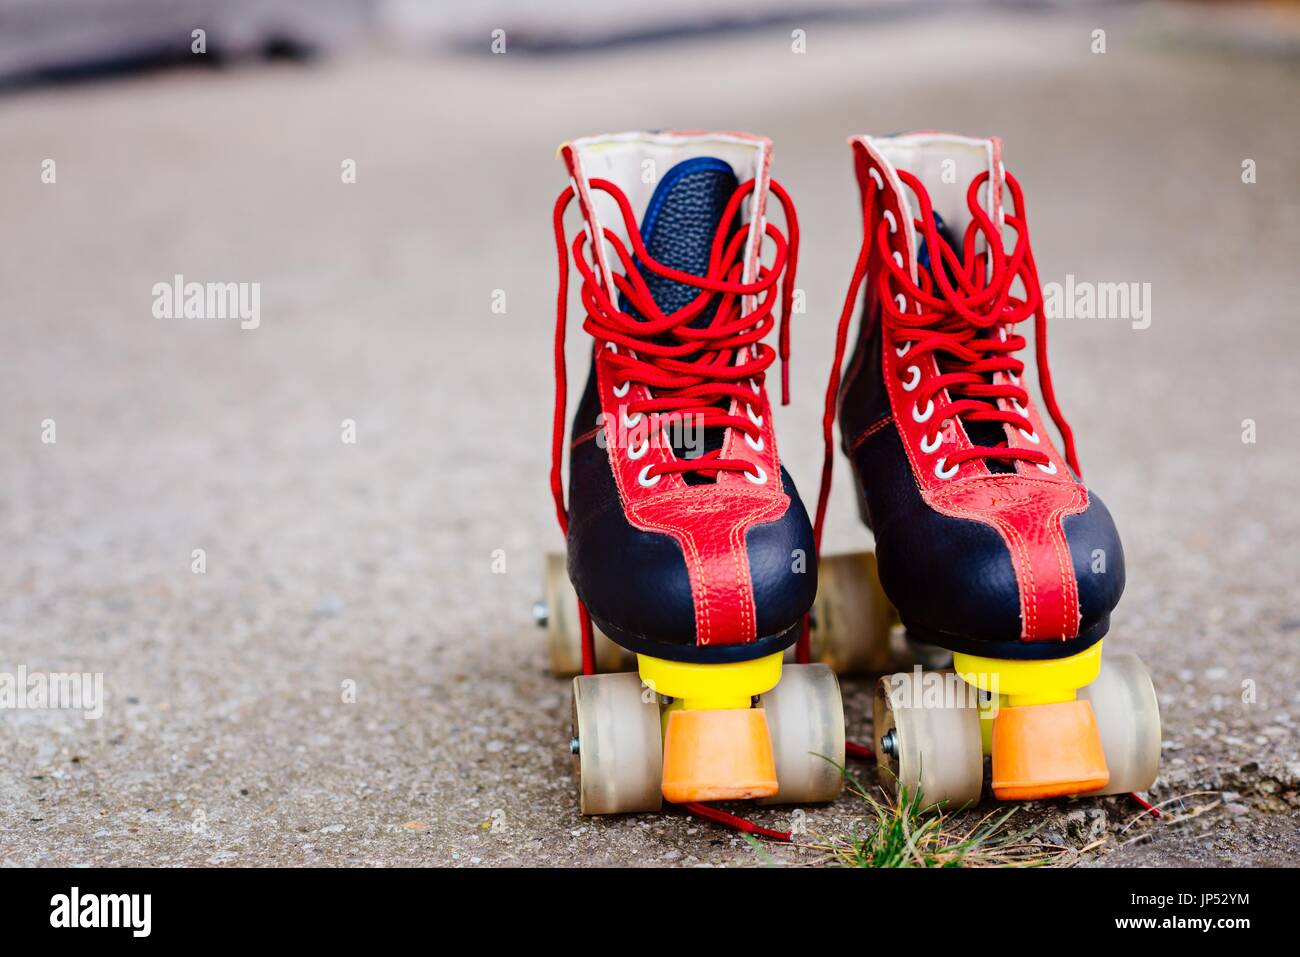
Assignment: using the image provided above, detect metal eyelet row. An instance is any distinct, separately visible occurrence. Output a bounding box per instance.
[742,380,768,484]
[866,163,1057,481]
[615,357,769,487]
[607,342,656,485]
[607,343,631,398]
[872,166,952,480]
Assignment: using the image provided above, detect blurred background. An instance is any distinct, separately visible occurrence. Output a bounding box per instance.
[3,0,1300,83]
[2,1,1298,866]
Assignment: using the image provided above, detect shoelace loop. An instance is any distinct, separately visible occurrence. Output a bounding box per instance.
[877,169,1078,475]
[813,166,1081,560]
[551,177,799,531]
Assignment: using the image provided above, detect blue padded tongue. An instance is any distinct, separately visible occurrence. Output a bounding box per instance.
[916,211,959,279]
[621,156,739,321]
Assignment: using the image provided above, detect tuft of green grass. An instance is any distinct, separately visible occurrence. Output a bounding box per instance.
[810,768,1070,868]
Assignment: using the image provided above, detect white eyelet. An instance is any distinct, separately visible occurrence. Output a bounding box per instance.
[746,404,764,427]
[868,168,884,192]
[1019,428,1039,444]
[744,465,767,485]
[1037,461,1058,475]
[883,210,898,234]
[621,409,643,429]
[935,458,958,480]
[912,399,934,423]
[998,326,1008,342]
[895,341,911,358]
[637,465,661,487]
[1008,373,1021,386]
[900,366,921,392]
[749,378,761,394]
[892,251,904,267]
[1012,400,1027,416]
[605,342,627,397]
[894,293,907,312]
[920,432,942,454]
[626,437,648,461]
[745,432,764,452]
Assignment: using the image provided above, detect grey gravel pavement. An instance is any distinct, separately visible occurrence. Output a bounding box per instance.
[2,5,1297,866]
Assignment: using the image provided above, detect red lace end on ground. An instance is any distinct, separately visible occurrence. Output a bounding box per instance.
[1128,792,1162,819]
[681,738,873,842]
[682,802,793,842]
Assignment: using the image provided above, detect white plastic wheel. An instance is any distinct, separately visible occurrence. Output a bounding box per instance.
[1078,651,1162,795]
[571,672,663,815]
[542,552,633,676]
[874,671,984,810]
[804,551,894,674]
[758,664,846,805]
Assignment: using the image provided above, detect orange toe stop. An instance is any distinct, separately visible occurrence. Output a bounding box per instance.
[991,699,1109,801]
[660,707,778,804]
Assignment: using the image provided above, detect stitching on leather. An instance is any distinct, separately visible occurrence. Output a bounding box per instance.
[632,494,789,645]
[629,489,789,646]
[1046,498,1071,636]
[599,389,714,641]
[725,495,787,644]
[630,507,713,643]
[936,495,1038,638]
[849,415,894,454]
[597,362,715,639]
[1046,486,1088,634]
[929,479,1089,640]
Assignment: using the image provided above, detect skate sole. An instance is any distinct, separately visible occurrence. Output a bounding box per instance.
[901,613,1111,661]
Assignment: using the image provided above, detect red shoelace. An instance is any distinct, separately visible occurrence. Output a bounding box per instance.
[551,177,799,535]
[814,168,1081,553]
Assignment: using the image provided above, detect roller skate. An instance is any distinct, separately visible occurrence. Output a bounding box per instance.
[547,131,844,815]
[817,132,1160,808]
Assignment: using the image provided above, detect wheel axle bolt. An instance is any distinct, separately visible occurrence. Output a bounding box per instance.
[532,601,549,628]
[569,736,581,754]
[880,728,898,758]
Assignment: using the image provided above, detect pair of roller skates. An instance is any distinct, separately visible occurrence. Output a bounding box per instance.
[541,130,1160,818]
